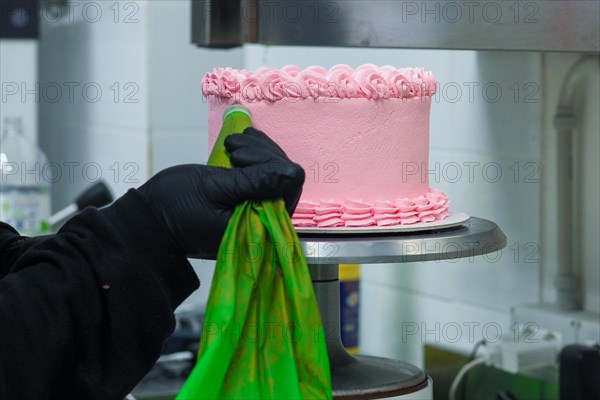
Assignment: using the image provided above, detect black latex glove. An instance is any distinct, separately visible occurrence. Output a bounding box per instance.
[138,128,305,259]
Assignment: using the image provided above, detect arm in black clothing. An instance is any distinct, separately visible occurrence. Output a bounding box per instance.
[0,190,199,399]
[0,223,51,279]
[0,129,304,399]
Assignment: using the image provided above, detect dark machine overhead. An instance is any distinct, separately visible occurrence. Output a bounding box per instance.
[191,0,599,52]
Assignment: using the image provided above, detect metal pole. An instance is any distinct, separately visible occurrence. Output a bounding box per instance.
[308,263,355,369]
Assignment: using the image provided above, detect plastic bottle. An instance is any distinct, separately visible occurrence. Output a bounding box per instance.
[0,117,51,236]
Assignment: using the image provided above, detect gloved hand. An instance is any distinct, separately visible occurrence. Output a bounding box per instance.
[138,128,305,259]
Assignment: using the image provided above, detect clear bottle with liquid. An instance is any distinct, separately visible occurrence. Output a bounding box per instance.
[0,117,51,235]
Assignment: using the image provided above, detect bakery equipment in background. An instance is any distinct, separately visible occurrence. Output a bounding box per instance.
[424,342,600,399]
[191,0,598,52]
[47,181,114,230]
[551,55,600,311]
[1,0,44,235]
[424,344,559,400]
[132,307,205,399]
[0,117,51,236]
[0,0,39,39]
[559,344,600,400]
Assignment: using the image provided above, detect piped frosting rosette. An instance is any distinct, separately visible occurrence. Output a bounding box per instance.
[202,64,437,102]
[291,189,450,228]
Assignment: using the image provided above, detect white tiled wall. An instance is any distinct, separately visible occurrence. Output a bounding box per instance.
[0,40,38,144]
[39,0,151,208]
[147,0,244,170]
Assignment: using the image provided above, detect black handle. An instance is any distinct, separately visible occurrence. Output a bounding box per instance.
[75,181,113,210]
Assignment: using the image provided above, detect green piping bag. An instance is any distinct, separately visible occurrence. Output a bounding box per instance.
[177,105,332,399]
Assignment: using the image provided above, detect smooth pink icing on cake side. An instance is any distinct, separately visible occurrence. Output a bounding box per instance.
[203,64,450,228]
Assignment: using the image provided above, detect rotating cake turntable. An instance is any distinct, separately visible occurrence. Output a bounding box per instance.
[298,217,506,399]
[295,212,470,234]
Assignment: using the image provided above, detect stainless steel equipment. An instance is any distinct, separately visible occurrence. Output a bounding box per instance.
[192,0,599,52]
[553,55,600,311]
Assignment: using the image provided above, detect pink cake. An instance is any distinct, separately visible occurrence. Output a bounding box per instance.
[203,64,450,228]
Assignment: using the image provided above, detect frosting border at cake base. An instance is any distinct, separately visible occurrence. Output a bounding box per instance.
[295,211,468,233]
[291,188,450,228]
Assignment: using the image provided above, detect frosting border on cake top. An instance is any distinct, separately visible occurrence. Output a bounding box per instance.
[202,64,437,102]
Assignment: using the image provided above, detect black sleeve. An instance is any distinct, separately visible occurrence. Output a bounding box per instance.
[0,190,200,400]
[0,223,51,279]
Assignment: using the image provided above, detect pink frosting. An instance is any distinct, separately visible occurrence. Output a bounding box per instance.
[205,63,448,229]
[291,189,450,228]
[202,64,437,102]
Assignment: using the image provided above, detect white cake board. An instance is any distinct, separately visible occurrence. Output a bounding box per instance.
[295,212,470,234]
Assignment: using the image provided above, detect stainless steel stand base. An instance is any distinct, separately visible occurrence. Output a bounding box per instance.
[331,355,428,399]
[310,264,428,399]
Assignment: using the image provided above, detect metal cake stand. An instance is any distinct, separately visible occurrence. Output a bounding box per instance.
[298,217,507,399]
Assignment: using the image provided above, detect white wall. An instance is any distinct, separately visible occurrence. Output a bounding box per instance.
[1,40,38,144]
[148,1,244,172]
[39,0,151,209]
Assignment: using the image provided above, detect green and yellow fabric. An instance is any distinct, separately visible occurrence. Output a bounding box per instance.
[177,106,332,399]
